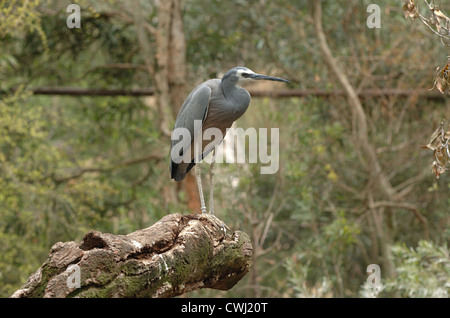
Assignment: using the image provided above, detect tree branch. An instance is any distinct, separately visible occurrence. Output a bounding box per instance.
[370,201,429,239]
[51,152,164,184]
[1,87,446,99]
[11,213,252,298]
[312,0,397,199]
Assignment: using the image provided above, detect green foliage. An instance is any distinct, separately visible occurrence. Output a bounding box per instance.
[0,0,449,298]
[0,89,52,296]
[0,0,47,47]
[382,241,450,297]
[285,254,333,298]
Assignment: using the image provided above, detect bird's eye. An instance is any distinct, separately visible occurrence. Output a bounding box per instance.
[241,73,249,78]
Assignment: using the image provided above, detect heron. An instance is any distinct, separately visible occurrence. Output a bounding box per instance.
[170,66,289,218]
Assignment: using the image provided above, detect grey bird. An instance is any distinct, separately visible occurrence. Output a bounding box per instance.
[170,66,289,215]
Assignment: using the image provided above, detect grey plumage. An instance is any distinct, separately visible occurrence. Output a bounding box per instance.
[170,66,288,182]
[170,83,214,181]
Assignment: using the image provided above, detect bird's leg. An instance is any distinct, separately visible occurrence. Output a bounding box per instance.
[209,148,216,215]
[196,162,227,234]
[204,148,230,235]
[195,165,207,214]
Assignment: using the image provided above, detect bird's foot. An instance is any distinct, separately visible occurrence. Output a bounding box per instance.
[200,212,230,237]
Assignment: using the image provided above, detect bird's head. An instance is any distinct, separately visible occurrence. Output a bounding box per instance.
[222,66,289,87]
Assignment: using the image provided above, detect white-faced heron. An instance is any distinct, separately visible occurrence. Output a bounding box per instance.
[170,66,289,216]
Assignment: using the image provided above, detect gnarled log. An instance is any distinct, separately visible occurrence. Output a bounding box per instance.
[11,213,252,298]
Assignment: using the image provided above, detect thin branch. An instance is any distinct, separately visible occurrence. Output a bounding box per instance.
[1,87,446,99]
[312,0,397,199]
[370,200,429,239]
[394,167,430,194]
[51,152,164,184]
[85,63,148,72]
[102,10,157,35]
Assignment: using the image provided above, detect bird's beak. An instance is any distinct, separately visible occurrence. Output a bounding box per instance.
[247,73,290,83]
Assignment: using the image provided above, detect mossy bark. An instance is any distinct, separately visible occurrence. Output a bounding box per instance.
[11,213,252,298]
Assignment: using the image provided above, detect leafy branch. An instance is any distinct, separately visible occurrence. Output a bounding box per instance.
[403,0,450,43]
[403,0,450,177]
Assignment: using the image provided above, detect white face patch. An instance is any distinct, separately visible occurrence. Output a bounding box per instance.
[236,68,255,80]
[235,68,256,87]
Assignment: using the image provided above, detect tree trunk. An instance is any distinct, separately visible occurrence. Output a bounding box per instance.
[311,0,398,278]
[11,213,252,298]
[168,0,187,118]
[155,0,201,213]
[166,0,202,214]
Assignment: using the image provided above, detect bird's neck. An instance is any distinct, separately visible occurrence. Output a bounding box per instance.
[221,79,244,101]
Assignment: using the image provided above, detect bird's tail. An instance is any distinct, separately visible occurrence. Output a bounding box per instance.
[170,160,196,182]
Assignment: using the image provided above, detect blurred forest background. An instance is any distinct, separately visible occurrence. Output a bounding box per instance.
[0,0,449,298]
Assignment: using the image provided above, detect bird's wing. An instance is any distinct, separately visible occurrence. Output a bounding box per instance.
[171,82,215,163]
[175,83,212,135]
